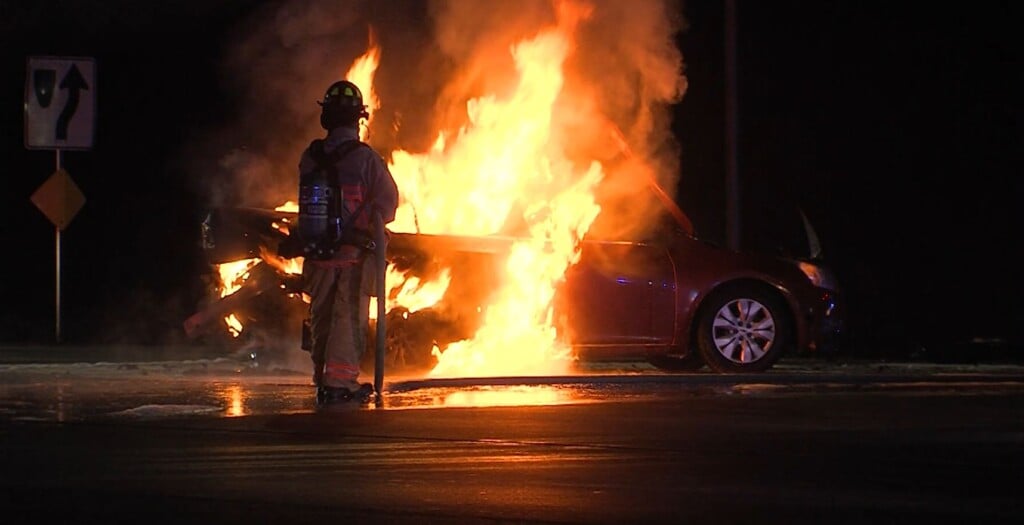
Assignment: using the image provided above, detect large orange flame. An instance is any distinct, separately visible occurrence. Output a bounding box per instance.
[386,3,603,377]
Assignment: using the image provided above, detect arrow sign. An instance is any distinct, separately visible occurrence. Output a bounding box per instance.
[56,64,89,140]
[25,56,96,150]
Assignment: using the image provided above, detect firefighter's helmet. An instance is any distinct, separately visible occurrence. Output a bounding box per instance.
[318,80,369,130]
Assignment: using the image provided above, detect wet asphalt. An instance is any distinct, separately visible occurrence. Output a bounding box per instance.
[1,345,1022,523]
[1,344,1023,419]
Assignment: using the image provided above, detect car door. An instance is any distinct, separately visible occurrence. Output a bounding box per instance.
[557,240,675,345]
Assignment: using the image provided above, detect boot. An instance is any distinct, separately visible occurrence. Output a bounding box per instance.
[315,383,375,408]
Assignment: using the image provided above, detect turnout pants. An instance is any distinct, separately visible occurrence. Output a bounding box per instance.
[304,257,370,390]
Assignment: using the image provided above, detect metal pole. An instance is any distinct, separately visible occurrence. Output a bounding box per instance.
[725,0,741,251]
[373,210,387,406]
[55,149,62,343]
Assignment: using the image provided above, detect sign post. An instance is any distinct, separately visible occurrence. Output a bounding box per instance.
[30,165,86,343]
[25,56,95,342]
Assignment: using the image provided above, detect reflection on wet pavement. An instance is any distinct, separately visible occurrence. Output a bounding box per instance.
[2,356,1024,422]
[0,355,663,421]
[384,384,604,410]
[0,376,630,421]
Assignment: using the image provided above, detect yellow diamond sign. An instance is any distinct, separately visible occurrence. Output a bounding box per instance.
[31,168,85,230]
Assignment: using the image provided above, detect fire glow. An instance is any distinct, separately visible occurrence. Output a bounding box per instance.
[211,0,685,380]
[388,3,602,377]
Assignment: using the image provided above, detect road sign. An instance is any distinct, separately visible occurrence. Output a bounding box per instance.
[25,56,96,150]
[31,168,86,230]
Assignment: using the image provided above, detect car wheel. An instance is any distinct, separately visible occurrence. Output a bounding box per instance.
[364,309,436,376]
[695,285,790,373]
[649,351,706,371]
[364,307,468,377]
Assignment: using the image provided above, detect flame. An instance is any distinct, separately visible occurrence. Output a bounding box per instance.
[385,3,603,377]
[212,258,259,338]
[224,313,243,338]
[388,267,452,314]
[272,202,297,235]
[275,201,298,213]
[369,266,453,321]
[217,258,260,297]
[260,246,303,276]
[345,28,381,142]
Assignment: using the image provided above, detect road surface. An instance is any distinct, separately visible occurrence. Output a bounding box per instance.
[1,349,1022,523]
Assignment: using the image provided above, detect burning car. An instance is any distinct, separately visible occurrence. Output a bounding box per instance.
[184,3,843,377]
[186,203,844,376]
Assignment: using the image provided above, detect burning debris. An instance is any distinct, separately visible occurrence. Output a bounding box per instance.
[184,208,303,342]
[187,0,686,379]
[186,207,499,375]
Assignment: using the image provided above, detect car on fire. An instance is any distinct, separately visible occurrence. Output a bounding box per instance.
[191,201,844,375]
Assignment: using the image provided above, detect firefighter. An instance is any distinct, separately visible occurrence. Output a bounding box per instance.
[296,80,398,406]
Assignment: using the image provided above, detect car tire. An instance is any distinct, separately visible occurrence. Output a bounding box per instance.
[695,285,790,373]
[649,351,706,371]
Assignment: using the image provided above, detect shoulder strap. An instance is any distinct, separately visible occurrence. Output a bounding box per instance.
[309,139,366,170]
[309,139,375,241]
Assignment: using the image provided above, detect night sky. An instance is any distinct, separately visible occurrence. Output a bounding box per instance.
[1,0,1020,357]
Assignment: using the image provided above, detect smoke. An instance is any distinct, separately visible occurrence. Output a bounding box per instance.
[188,0,686,235]
[185,0,431,208]
[420,0,688,239]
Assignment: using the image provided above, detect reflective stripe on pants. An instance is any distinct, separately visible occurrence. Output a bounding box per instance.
[304,258,369,390]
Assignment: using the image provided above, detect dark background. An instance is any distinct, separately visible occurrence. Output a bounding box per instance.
[1,1,1020,358]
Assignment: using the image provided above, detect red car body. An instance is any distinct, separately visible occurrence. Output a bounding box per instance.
[386,223,843,373]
